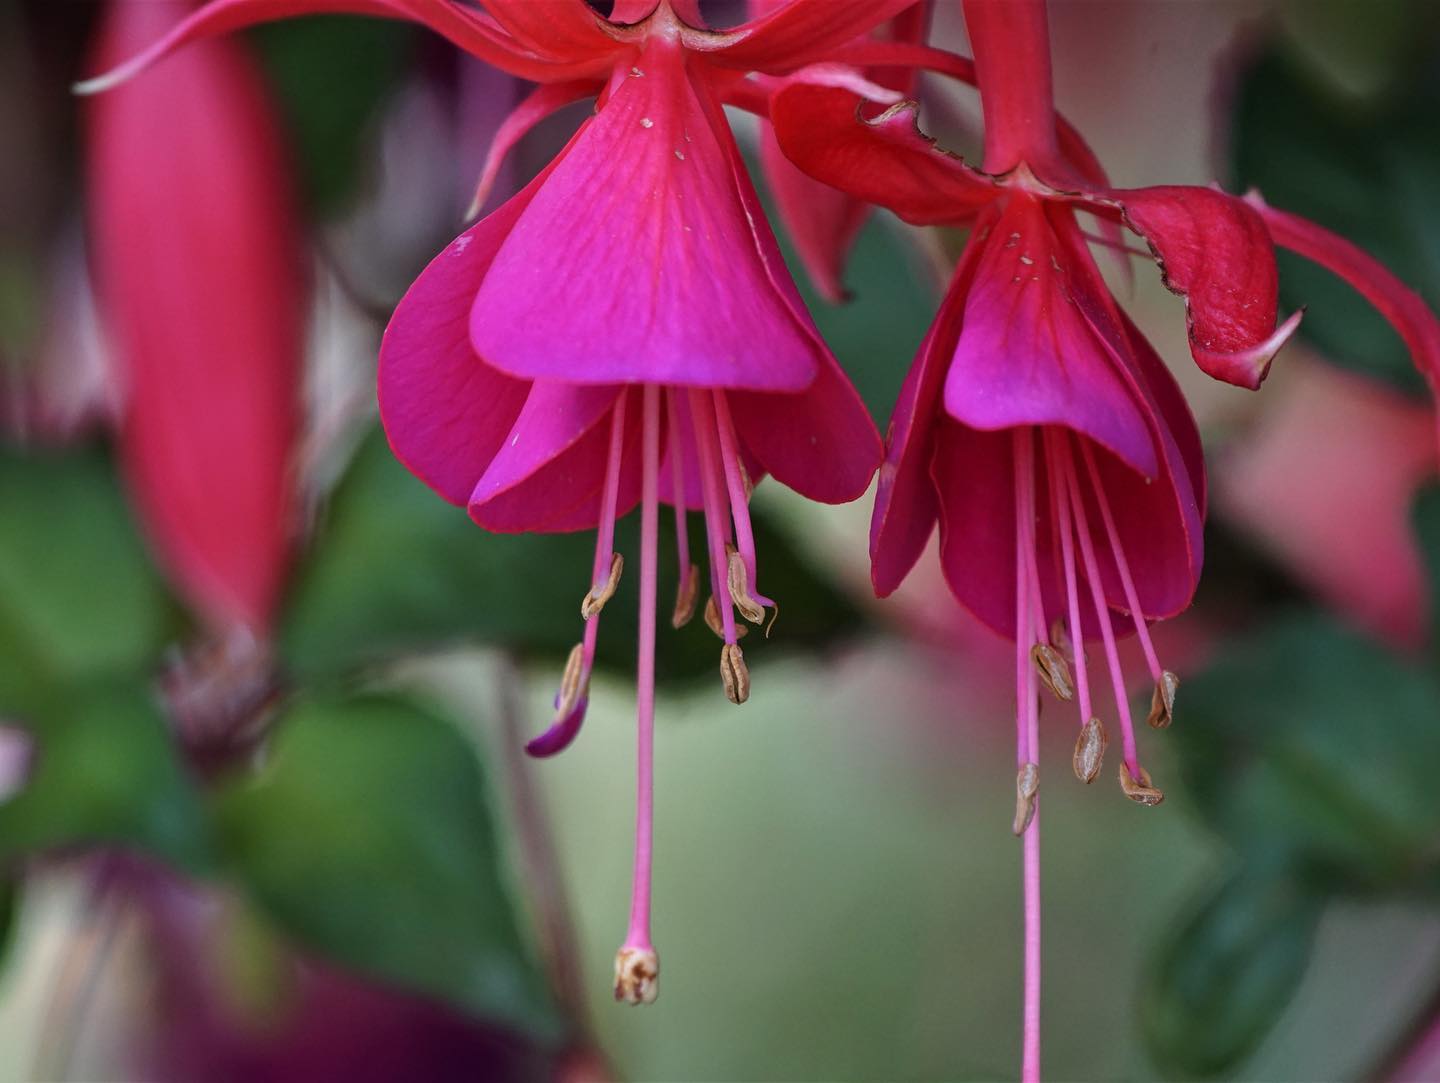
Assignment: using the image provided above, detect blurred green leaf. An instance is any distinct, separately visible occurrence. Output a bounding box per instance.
[0,875,16,969]
[1142,867,1323,1077]
[282,429,865,685]
[1175,613,1440,893]
[0,681,211,871]
[1230,43,1440,395]
[1412,483,1440,647]
[250,16,415,214]
[0,446,173,717]
[211,692,560,1038]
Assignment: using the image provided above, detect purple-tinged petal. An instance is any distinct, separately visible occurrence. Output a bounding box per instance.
[471,36,823,392]
[74,0,593,92]
[525,696,588,757]
[469,383,634,533]
[1250,197,1440,395]
[1098,185,1300,390]
[943,194,1159,478]
[378,169,555,506]
[770,88,995,227]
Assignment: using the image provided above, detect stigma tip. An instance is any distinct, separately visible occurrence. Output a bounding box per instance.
[613,946,659,1005]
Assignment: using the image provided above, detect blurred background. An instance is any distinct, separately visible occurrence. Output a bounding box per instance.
[2,0,1440,1079]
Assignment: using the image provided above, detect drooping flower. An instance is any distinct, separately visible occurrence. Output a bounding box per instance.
[771,0,1440,1076]
[85,0,304,641]
[80,0,898,1005]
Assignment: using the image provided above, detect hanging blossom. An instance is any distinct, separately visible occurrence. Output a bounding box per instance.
[79,0,901,1005]
[770,0,1440,1078]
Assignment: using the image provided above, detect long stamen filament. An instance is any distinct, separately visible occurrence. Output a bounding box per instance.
[690,389,739,647]
[665,390,699,627]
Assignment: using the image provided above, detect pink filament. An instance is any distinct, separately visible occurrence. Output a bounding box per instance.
[689,389,738,644]
[592,393,629,592]
[1045,429,1093,723]
[712,391,773,607]
[625,384,661,951]
[1078,441,1163,681]
[1062,435,1141,771]
[664,390,691,581]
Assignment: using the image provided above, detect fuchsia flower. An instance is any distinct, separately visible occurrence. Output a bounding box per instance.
[86,0,303,639]
[81,0,903,1005]
[771,0,1440,1077]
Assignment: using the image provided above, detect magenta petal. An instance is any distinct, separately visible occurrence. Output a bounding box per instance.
[729,352,881,505]
[943,195,1158,478]
[378,177,547,505]
[471,37,822,392]
[468,382,631,532]
[1107,185,1298,390]
[932,420,1018,634]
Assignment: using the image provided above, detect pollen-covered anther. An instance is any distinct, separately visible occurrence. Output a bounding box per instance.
[726,546,766,625]
[613,946,659,1006]
[1012,762,1040,835]
[554,642,587,719]
[703,595,746,640]
[1118,761,1165,806]
[720,642,750,704]
[1146,670,1179,729]
[1030,643,1074,701]
[671,563,700,629]
[1072,718,1107,783]
[580,552,624,619]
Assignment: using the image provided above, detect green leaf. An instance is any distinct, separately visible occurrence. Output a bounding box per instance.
[1174,613,1440,892]
[211,692,560,1038]
[1229,42,1440,395]
[1142,867,1323,1078]
[0,681,211,871]
[0,445,173,717]
[250,17,415,214]
[281,429,866,684]
[0,874,17,970]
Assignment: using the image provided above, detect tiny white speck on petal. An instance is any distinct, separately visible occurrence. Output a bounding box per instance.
[674,150,685,160]
[640,117,653,128]
[630,66,644,77]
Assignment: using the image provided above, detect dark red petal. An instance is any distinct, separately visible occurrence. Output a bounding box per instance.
[931,420,1017,634]
[378,166,556,506]
[74,0,595,92]
[707,0,920,74]
[1251,198,1440,395]
[1105,185,1302,390]
[770,86,995,227]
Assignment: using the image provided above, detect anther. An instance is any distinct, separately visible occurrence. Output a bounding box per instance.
[671,564,699,629]
[1072,718,1107,783]
[1146,671,1179,729]
[1012,762,1040,835]
[1118,761,1165,806]
[554,643,587,719]
[581,552,624,619]
[1049,617,1074,662]
[1031,643,1074,701]
[613,946,659,1005]
[737,457,754,500]
[704,595,746,640]
[720,643,750,704]
[726,545,766,625]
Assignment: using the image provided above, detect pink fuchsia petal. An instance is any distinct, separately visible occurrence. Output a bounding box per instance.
[378,166,556,506]
[703,0,921,74]
[769,88,995,226]
[729,351,881,505]
[463,77,602,221]
[469,382,633,533]
[471,36,823,392]
[943,194,1159,478]
[88,0,302,637]
[74,0,591,92]
[1249,197,1440,396]
[1099,185,1300,390]
[475,0,624,65]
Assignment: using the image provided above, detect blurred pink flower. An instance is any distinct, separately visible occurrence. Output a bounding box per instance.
[81,0,904,1005]
[85,0,304,639]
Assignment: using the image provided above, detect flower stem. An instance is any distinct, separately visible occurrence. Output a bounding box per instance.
[962,0,1061,174]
